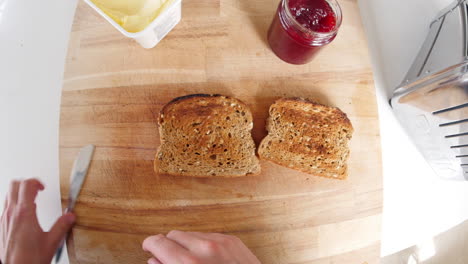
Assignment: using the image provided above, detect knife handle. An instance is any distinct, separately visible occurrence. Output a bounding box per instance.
[54,208,73,263]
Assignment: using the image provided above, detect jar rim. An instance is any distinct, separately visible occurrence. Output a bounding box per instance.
[282,0,343,37]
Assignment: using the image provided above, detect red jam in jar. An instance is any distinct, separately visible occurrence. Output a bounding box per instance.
[267,0,342,64]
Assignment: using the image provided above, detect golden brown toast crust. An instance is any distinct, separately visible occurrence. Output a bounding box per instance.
[155,94,260,177]
[258,98,353,180]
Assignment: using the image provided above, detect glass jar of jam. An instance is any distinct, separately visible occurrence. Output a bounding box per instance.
[267,0,342,65]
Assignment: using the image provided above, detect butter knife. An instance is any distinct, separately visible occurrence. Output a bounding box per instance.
[54,144,95,263]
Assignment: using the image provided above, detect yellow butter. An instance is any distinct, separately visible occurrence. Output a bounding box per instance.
[91,0,174,33]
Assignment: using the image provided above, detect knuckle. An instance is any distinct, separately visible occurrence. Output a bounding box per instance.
[218,234,241,248]
[148,234,165,245]
[220,236,233,246]
[200,240,220,254]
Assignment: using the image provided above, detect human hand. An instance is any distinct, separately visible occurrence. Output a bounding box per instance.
[143,230,261,264]
[0,179,76,264]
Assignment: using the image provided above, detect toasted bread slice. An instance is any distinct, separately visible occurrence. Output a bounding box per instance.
[155,94,260,177]
[258,98,353,179]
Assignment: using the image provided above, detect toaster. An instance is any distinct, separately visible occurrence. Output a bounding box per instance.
[391,0,468,181]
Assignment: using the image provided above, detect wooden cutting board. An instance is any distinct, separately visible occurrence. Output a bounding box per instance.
[60,0,383,263]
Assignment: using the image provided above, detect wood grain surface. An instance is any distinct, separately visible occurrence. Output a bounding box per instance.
[60,0,383,263]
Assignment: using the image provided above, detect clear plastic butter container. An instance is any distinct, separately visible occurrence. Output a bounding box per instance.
[84,0,182,49]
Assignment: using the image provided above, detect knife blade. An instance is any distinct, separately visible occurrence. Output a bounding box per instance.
[54,144,95,263]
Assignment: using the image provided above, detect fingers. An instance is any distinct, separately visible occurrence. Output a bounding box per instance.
[182,232,258,263]
[6,180,21,208]
[2,191,7,218]
[183,231,235,246]
[18,179,44,207]
[46,213,76,251]
[147,257,162,264]
[142,234,193,263]
[166,230,206,252]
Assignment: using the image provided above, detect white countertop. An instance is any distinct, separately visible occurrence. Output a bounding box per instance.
[0,0,467,262]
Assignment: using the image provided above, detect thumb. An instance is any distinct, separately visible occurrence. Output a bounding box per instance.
[47,213,76,250]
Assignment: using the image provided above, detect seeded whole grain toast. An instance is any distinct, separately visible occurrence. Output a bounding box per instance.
[258,98,353,179]
[155,94,260,177]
